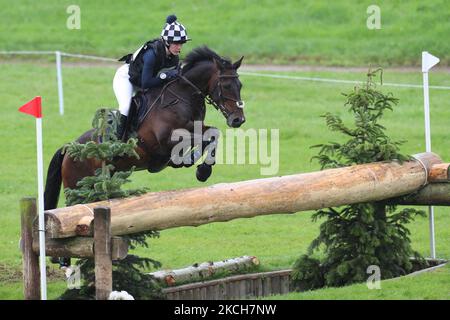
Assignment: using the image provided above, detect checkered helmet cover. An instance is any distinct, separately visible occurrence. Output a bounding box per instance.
[161,18,190,43]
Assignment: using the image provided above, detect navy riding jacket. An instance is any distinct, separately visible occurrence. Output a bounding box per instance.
[141,49,164,89]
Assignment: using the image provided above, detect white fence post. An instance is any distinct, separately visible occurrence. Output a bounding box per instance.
[55,51,64,115]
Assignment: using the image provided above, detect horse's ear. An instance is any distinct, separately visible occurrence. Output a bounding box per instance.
[214,58,225,71]
[233,56,244,70]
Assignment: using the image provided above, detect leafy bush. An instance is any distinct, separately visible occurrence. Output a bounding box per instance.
[292,70,426,290]
[59,109,163,300]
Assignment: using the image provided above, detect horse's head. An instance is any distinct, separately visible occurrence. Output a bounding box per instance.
[182,47,246,128]
[209,57,245,128]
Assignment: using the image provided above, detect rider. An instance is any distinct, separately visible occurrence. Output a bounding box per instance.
[113,14,190,138]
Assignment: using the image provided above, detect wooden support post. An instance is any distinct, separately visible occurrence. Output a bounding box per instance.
[20,197,40,300]
[94,207,112,300]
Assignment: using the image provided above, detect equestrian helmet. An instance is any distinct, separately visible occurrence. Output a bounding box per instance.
[161,15,190,44]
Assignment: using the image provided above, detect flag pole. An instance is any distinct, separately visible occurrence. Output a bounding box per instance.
[35,115,48,300]
[18,96,47,299]
[36,118,47,300]
[422,51,439,259]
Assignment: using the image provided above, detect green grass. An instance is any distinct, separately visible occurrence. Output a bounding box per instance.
[267,264,450,300]
[1,0,449,66]
[0,62,449,299]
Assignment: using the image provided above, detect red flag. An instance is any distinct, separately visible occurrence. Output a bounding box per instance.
[19,96,42,118]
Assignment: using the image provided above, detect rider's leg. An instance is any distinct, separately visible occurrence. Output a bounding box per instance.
[113,64,133,139]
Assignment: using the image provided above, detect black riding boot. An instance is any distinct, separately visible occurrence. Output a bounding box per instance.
[116,114,128,140]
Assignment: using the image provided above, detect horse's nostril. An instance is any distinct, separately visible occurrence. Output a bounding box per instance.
[231,117,245,128]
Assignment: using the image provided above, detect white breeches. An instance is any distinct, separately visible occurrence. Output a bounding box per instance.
[113,64,136,116]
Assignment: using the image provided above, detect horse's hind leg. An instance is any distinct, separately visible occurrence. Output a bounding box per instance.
[61,155,97,190]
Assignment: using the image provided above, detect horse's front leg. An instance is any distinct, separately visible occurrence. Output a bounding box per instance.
[196,125,220,182]
[167,128,200,168]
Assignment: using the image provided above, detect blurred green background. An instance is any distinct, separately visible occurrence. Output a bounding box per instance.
[1,0,449,66]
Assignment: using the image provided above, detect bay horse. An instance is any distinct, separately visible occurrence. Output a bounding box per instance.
[44,46,245,211]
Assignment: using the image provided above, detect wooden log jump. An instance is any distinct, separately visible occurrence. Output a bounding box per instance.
[22,203,126,300]
[42,152,443,239]
[23,152,450,300]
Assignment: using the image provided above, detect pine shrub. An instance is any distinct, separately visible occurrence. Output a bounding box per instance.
[59,109,163,300]
[292,69,427,290]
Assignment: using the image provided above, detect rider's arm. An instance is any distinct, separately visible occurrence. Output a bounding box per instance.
[141,49,164,89]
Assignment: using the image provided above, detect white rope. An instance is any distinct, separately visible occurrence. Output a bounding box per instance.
[0,50,56,55]
[412,155,429,187]
[1,50,449,90]
[60,52,117,62]
[239,71,450,91]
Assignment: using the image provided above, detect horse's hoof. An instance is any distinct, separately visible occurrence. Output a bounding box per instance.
[196,164,212,182]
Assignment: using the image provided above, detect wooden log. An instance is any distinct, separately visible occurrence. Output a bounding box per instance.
[428,163,450,182]
[43,152,441,239]
[76,216,94,236]
[239,280,246,298]
[32,236,128,260]
[186,289,194,300]
[246,279,253,298]
[218,283,226,300]
[149,256,259,286]
[192,288,201,300]
[200,287,207,300]
[110,237,129,261]
[281,275,290,294]
[254,278,263,297]
[94,207,112,300]
[225,281,233,299]
[21,198,40,300]
[206,285,215,300]
[263,276,271,297]
[389,183,450,206]
[271,275,281,295]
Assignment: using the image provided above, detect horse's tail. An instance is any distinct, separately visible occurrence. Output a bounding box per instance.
[44,148,64,210]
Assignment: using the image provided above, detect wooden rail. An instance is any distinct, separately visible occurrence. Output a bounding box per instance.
[42,152,441,239]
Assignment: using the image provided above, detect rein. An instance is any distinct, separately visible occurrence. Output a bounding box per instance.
[137,70,242,153]
[179,73,242,119]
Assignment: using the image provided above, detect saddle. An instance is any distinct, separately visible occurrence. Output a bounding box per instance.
[122,85,180,140]
[122,89,158,140]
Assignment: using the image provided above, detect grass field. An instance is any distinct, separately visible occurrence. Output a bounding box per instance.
[1,0,449,300]
[1,0,449,66]
[0,61,449,299]
[267,264,450,300]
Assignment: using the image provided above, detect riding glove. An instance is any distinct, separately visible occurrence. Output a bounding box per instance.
[165,69,179,79]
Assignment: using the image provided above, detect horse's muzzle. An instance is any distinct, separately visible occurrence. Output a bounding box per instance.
[228,114,246,128]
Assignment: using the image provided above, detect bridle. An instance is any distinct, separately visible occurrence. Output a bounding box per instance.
[180,71,244,119]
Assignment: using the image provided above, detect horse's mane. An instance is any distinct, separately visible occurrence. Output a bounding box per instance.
[182,46,232,74]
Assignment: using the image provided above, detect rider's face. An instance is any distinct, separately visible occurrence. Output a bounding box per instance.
[168,43,183,56]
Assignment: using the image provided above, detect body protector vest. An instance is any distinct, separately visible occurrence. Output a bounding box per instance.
[119,38,179,88]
